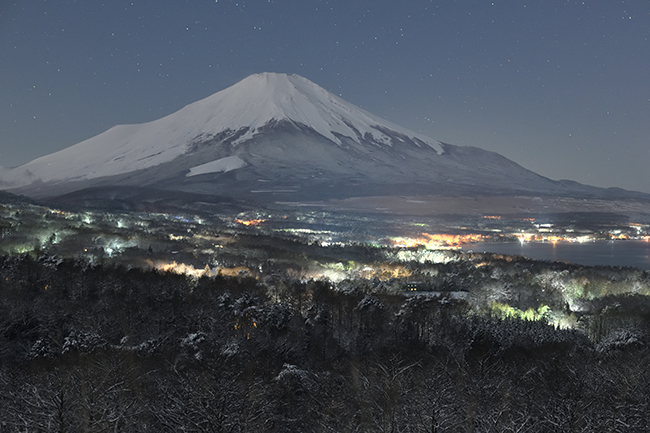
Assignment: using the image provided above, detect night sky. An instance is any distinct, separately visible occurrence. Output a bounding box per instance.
[2,1,649,193]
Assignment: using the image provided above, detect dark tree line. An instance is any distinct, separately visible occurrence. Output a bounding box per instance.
[1,254,650,431]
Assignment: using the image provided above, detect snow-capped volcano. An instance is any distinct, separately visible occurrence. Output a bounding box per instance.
[0,73,442,189]
[0,73,625,201]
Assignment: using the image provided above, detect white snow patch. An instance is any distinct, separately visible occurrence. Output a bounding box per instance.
[186,156,247,177]
[231,129,255,146]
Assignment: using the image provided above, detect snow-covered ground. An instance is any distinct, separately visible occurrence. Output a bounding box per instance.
[186,156,247,177]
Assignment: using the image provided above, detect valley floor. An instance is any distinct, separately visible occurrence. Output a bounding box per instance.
[300,194,650,219]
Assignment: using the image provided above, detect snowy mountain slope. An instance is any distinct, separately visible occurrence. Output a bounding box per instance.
[0,73,442,189]
[1,72,642,202]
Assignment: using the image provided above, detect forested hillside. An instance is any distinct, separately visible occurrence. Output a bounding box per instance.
[1,255,650,431]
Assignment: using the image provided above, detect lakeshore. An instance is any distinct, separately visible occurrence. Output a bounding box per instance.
[464,239,650,270]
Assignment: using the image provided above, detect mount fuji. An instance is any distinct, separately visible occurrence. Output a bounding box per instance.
[0,73,637,202]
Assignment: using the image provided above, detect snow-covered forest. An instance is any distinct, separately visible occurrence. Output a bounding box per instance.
[3,192,650,430]
[1,254,650,431]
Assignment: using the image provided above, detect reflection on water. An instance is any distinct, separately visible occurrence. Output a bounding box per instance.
[464,240,650,270]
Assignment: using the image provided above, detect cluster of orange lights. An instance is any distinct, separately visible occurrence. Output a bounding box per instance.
[156,262,205,277]
[393,233,488,248]
[482,215,501,220]
[235,219,265,226]
[607,233,650,241]
[517,233,543,243]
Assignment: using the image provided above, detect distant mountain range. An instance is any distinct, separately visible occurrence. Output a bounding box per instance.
[1,73,646,202]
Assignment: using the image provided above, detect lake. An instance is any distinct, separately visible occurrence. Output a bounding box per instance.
[463,240,650,270]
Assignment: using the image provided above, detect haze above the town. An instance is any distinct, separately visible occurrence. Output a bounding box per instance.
[1,1,649,193]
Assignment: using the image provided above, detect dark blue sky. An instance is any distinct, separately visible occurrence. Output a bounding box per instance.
[2,1,649,192]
